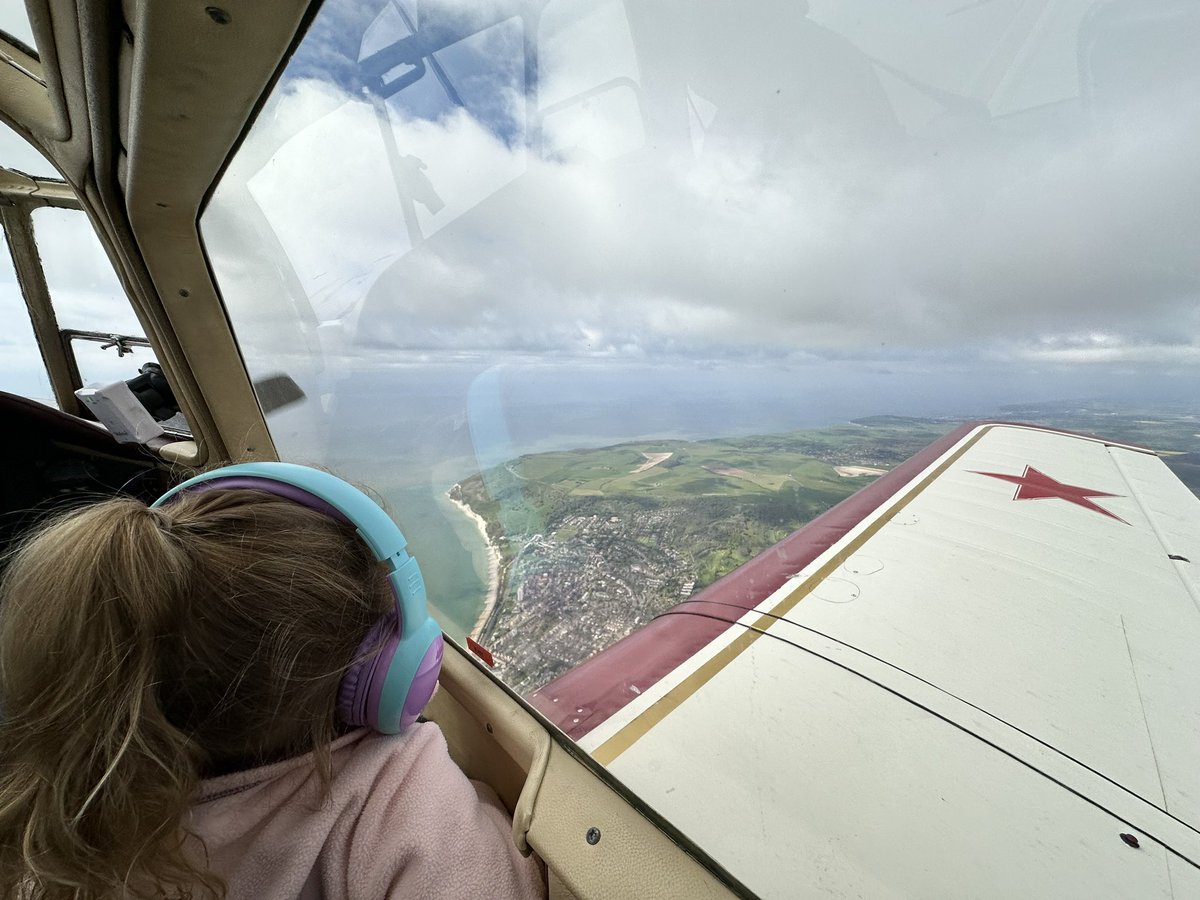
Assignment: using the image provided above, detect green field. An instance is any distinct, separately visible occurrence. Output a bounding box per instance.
[461,418,954,592]
[504,418,952,497]
[512,444,856,499]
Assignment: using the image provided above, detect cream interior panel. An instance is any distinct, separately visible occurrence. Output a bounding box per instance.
[425,644,737,898]
[527,746,736,900]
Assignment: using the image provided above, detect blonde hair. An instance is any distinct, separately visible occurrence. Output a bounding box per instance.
[0,489,393,899]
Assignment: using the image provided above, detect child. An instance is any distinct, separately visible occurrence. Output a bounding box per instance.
[0,466,545,900]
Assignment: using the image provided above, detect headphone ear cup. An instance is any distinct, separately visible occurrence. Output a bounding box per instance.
[373,616,444,734]
[398,631,444,731]
[339,615,443,734]
[337,615,400,729]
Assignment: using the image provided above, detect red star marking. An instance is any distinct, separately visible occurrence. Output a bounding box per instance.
[972,465,1128,524]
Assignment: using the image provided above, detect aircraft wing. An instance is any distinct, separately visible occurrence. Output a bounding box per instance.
[532,422,1200,897]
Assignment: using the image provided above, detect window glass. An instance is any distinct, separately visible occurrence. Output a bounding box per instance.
[31,206,159,389]
[0,120,54,178]
[0,0,37,55]
[205,0,1200,661]
[32,207,145,340]
[203,2,1200,888]
[0,223,53,403]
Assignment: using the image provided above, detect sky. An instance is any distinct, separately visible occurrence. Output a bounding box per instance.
[3,0,1199,442]
[0,0,34,52]
[203,0,1200,394]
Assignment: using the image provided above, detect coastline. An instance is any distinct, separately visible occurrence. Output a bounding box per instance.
[446,487,501,638]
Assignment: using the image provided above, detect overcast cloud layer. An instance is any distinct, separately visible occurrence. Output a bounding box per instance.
[3,0,1195,452]
[204,0,1200,387]
[5,1,1199,414]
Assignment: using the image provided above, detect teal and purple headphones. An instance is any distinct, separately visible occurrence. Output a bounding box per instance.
[152,462,443,734]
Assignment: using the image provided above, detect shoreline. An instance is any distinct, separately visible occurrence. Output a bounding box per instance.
[445,487,501,638]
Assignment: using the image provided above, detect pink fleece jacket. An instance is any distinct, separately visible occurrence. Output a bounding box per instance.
[189,723,545,899]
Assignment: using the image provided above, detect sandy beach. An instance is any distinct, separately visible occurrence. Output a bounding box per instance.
[446,488,501,637]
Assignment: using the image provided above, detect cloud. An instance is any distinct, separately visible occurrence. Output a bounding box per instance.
[204,0,1200,382]
[1010,332,1200,366]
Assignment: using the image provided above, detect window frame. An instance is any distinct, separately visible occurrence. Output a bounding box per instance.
[0,168,88,413]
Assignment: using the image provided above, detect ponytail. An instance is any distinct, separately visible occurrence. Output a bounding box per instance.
[0,500,219,899]
[0,490,389,899]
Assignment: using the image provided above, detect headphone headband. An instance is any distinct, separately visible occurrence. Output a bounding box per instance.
[157,463,406,561]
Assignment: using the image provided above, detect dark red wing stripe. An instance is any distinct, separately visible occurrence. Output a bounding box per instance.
[528,422,983,739]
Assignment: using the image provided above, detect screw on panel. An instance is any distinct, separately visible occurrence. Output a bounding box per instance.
[1120,833,1140,849]
[178,289,190,298]
[205,7,231,25]
[1168,554,1190,562]
[585,827,601,845]
[485,722,494,734]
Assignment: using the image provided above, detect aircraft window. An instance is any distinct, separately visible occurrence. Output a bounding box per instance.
[204,2,1200,889]
[204,0,1200,668]
[0,220,54,404]
[29,207,160,393]
[30,206,151,357]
